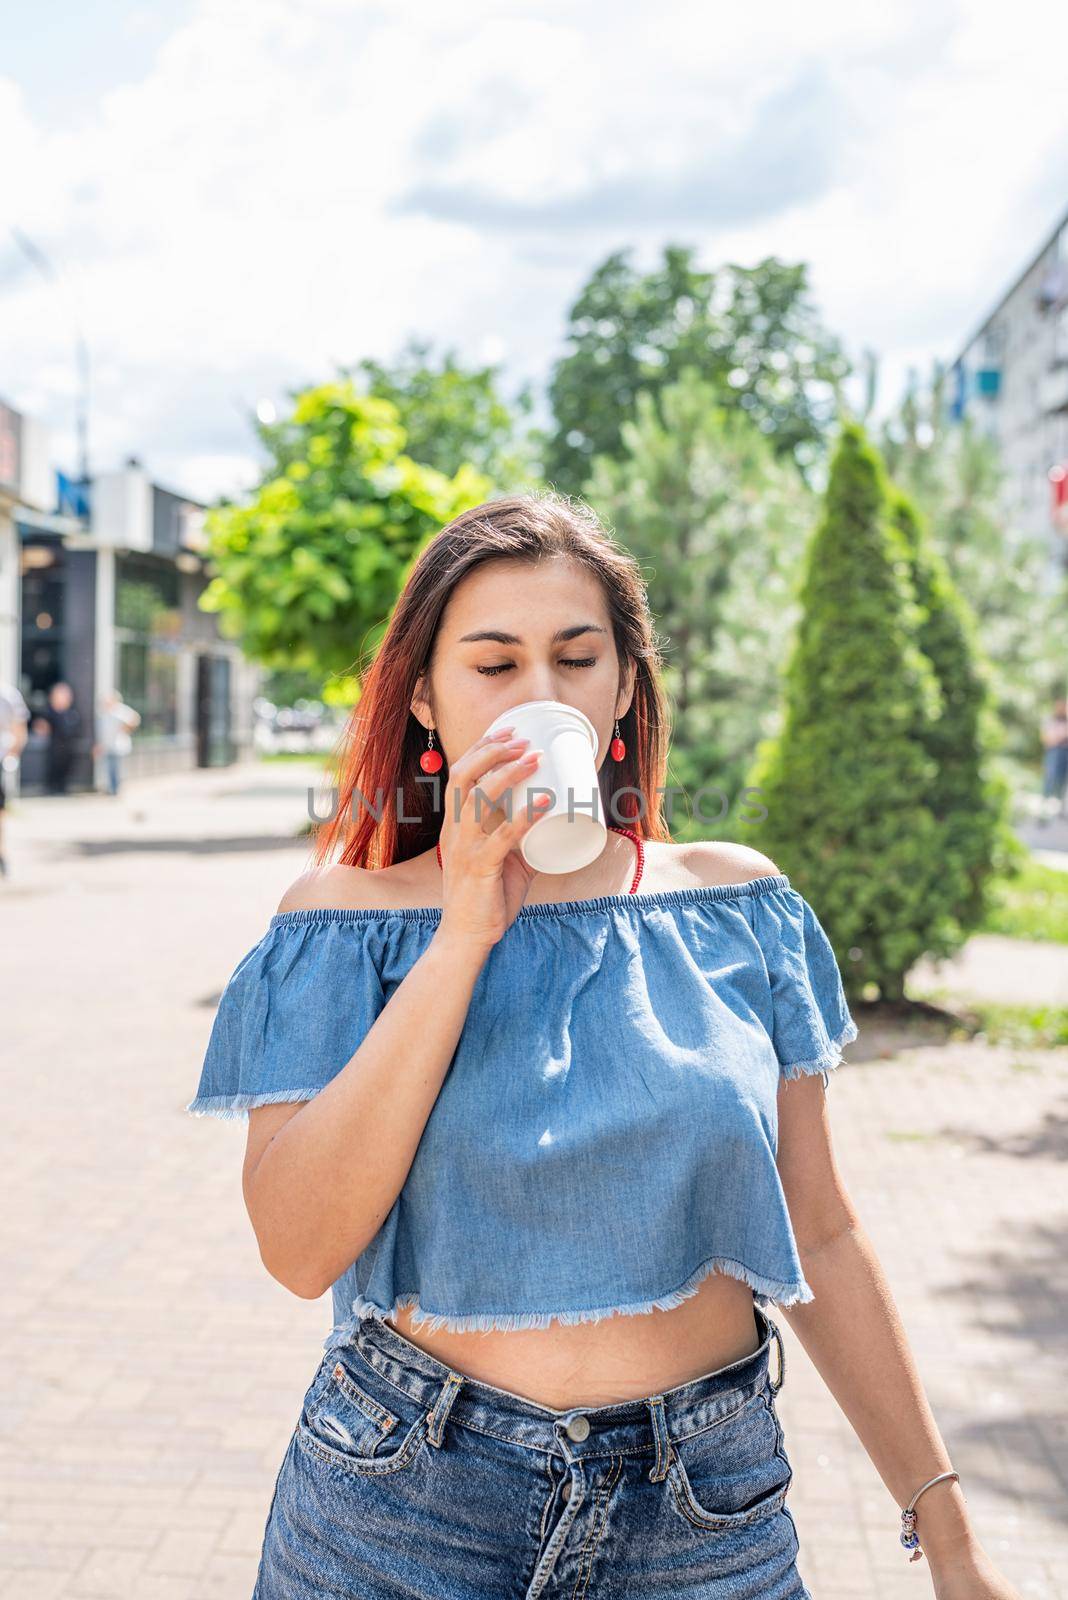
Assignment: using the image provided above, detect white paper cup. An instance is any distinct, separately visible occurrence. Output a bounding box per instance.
[483,699,608,873]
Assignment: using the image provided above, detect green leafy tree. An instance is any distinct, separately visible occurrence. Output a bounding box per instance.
[586,367,816,824]
[746,419,949,1004]
[199,380,491,697]
[546,245,850,495]
[351,337,540,489]
[260,666,328,707]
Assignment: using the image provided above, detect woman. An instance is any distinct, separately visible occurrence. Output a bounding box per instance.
[189,492,1019,1599]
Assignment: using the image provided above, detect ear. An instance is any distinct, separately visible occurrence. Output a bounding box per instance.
[616,658,637,722]
[410,673,432,732]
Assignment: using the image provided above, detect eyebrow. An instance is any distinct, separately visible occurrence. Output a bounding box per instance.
[457,623,608,646]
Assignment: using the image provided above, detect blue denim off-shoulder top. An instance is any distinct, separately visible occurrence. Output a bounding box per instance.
[186,875,858,1336]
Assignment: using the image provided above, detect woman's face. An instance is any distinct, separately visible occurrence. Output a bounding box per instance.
[411,555,633,771]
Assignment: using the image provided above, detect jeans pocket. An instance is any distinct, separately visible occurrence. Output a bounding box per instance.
[297,1349,430,1478]
[667,1388,793,1533]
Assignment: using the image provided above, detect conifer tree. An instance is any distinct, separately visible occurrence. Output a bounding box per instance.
[886,490,1024,944]
[746,420,946,1004]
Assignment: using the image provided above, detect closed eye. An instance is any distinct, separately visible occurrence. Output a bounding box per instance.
[477,658,597,677]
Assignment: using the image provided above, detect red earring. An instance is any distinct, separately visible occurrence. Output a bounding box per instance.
[609,717,626,762]
[420,726,443,774]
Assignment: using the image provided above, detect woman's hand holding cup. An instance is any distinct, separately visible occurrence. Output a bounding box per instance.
[434,726,552,955]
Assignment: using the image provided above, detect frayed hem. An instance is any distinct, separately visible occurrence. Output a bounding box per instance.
[348,1256,814,1334]
[779,1017,858,1080]
[184,1088,321,1122]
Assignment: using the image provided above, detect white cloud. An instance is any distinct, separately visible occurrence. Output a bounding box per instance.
[0,0,1065,498]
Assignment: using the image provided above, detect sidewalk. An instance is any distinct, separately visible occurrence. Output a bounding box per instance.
[6,760,325,855]
[1016,806,1068,862]
[1,763,1066,1598]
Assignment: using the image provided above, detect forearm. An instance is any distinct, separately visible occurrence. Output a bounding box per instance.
[781,1221,978,1571]
[247,929,487,1295]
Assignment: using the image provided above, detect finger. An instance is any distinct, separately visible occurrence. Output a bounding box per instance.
[444,731,528,816]
[483,792,553,860]
[476,761,556,838]
[458,749,545,837]
[441,729,521,806]
[444,729,524,796]
[447,732,534,819]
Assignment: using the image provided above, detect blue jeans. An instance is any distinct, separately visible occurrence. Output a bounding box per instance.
[253,1304,811,1598]
[1043,744,1068,801]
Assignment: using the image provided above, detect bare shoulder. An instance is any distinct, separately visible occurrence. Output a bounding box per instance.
[677,839,782,888]
[276,862,402,914]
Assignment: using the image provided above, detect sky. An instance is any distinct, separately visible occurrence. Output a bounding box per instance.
[1,0,1066,505]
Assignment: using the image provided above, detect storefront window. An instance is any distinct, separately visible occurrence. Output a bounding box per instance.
[115,555,182,737]
[19,538,66,715]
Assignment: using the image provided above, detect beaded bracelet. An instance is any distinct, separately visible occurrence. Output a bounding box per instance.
[900,1471,961,1561]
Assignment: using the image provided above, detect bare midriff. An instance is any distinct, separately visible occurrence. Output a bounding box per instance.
[385,1270,764,1411]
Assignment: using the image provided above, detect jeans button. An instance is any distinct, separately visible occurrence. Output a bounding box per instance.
[565,1413,590,1442]
[561,1479,571,1500]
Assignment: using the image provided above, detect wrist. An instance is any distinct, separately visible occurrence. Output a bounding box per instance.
[906,1479,977,1565]
[427,925,494,972]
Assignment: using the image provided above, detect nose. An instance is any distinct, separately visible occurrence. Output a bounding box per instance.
[525,675,567,704]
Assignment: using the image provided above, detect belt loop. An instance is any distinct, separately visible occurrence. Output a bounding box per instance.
[766,1315,786,1395]
[646,1395,674,1482]
[425,1370,463,1448]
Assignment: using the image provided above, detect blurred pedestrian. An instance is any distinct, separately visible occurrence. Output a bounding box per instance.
[32,680,83,795]
[1039,695,1068,822]
[0,680,30,877]
[93,689,141,796]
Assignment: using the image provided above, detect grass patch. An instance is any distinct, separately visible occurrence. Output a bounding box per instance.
[948,1001,1068,1050]
[980,860,1068,944]
[257,750,337,767]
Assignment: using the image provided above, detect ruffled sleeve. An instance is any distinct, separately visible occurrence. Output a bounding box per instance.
[185,914,388,1124]
[750,885,858,1082]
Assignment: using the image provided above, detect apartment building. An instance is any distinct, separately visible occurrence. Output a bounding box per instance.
[949,205,1068,584]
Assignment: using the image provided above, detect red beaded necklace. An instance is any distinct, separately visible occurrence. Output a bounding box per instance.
[435,822,644,894]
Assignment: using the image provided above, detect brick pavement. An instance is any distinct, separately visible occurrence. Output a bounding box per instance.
[1,764,1066,1598]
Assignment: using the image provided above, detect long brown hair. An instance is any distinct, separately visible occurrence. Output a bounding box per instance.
[311,490,674,870]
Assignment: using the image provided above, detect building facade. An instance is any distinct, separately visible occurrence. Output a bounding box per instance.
[949,204,1068,586]
[3,400,258,795]
[1,398,53,694]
